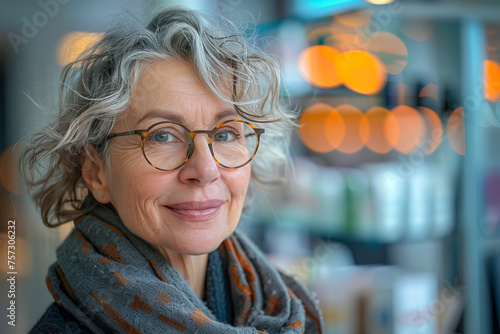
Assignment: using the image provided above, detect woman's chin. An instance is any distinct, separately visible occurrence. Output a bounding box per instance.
[167,231,227,256]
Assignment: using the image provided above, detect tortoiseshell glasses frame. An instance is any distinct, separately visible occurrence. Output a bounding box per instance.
[106,119,265,171]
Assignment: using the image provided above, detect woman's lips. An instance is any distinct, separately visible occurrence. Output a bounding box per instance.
[165,200,223,222]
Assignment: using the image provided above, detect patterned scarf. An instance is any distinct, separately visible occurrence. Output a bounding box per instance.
[46,206,323,333]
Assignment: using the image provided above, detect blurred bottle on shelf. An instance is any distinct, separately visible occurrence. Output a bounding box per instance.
[247,157,456,243]
[309,264,438,334]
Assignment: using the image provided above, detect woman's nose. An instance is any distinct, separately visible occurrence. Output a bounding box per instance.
[178,134,220,185]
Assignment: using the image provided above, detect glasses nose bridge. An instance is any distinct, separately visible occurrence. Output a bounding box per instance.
[187,129,216,161]
[189,129,215,143]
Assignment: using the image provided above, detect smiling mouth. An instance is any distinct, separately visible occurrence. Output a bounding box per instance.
[165,200,223,222]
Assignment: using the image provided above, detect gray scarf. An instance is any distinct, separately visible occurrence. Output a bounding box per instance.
[46,206,324,333]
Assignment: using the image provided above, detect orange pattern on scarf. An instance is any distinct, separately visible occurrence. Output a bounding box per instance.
[46,276,61,302]
[54,265,77,300]
[221,237,257,325]
[129,296,153,313]
[91,291,142,334]
[158,314,187,331]
[114,270,130,285]
[100,244,126,264]
[265,295,280,316]
[148,258,167,282]
[189,308,213,327]
[156,292,170,305]
[70,232,91,257]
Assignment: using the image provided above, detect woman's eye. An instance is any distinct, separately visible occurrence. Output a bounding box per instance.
[214,130,239,142]
[149,131,173,143]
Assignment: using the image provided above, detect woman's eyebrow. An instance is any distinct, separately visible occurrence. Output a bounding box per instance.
[212,109,239,124]
[137,110,184,126]
[137,108,239,127]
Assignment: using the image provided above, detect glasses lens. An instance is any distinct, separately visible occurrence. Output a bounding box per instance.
[143,123,190,170]
[212,121,258,168]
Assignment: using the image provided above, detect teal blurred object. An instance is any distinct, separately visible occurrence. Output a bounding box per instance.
[293,0,365,20]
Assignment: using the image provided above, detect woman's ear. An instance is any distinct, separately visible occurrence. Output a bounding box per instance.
[81,146,112,204]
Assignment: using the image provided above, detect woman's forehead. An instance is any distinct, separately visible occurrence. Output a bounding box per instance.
[135,59,206,97]
[136,59,233,95]
[125,60,237,127]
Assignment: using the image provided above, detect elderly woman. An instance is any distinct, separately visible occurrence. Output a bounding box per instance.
[22,7,323,334]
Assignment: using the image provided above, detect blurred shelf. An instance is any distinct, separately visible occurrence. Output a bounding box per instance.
[247,217,456,245]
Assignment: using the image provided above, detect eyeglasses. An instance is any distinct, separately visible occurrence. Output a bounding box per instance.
[106,119,265,171]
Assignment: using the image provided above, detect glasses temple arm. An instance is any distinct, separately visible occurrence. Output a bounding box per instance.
[107,130,145,140]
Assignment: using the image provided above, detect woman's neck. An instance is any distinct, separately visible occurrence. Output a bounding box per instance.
[153,246,208,299]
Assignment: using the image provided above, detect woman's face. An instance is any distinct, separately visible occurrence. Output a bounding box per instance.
[88,59,251,255]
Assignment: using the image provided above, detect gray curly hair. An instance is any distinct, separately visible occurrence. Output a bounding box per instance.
[20,6,296,227]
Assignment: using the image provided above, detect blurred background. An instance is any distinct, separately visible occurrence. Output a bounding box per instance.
[1,0,500,333]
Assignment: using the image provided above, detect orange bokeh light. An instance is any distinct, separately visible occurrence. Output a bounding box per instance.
[57,32,103,66]
[366,32,408,75]
[334,50,387,95]
[325,108,346,150]
[334,10,372,28]
[484,60,500,102]
[298,45,341,88]
[336,104,369,154]
[447,107,465,156]
[419,106,443,155]
[299,103,345,153]
[391,105,426,154]
[364,106,399,154]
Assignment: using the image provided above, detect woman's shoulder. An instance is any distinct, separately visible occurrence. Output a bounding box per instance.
[29,302,91,334]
